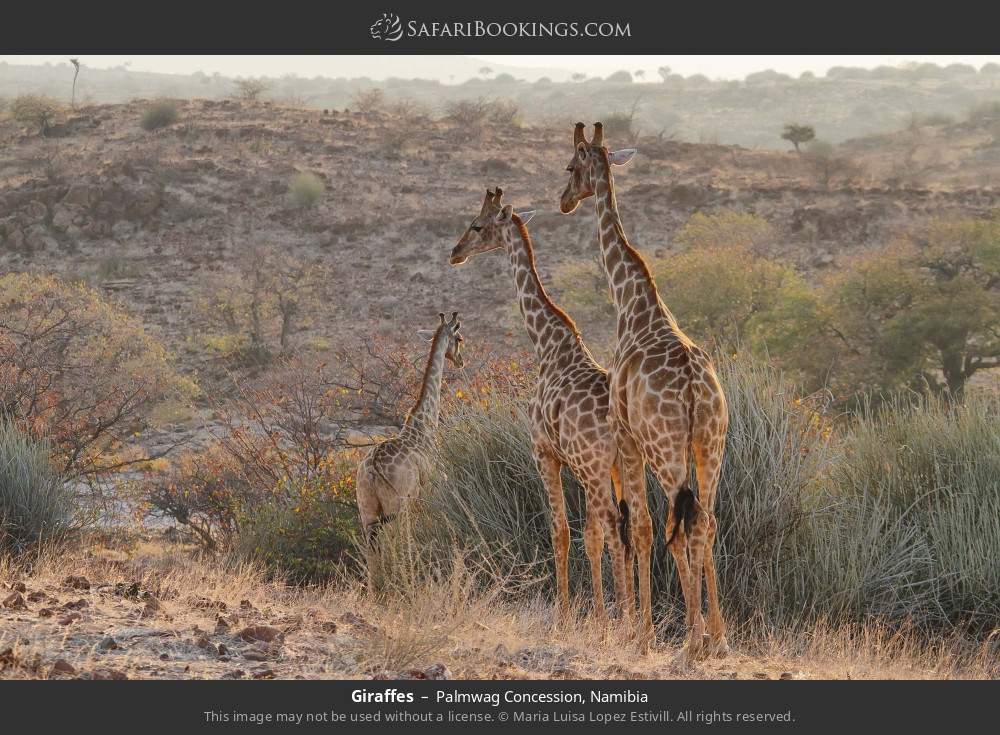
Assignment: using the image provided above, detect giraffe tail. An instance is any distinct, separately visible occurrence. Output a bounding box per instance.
[618,498,632,557]
[665,484,698,548]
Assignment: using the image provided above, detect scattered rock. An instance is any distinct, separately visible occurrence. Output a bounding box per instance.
[192,596,227,611]
[38,607,56,618]
[217,644,229,657]
[215,614,237,634]
[221,669,245,679]
[242,645,280,662]
[50,659,77,676]
[252,668,275,680]
[2,591,26,610]
[4,581,27,593]
[779,671,795,680]
[194,635,213,650]
[63,598,89,610]
[98,636,119,651]
[89,668,128,680]
[26,590,47,603]
[753,671,769,679]
[422,663,452,680]
[63,575,91,591]
[338,612,377,635]
[159,653,169,661]
[320,621,338,633]
[58,612,82,626]
[238,625,284,644]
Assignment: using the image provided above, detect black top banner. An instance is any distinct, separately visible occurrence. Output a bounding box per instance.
[3,0,996,54]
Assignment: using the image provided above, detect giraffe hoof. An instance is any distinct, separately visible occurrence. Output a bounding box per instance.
[708,635,730,658]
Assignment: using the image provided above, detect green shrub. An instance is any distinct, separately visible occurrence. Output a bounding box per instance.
[288,172,324,209]
[233,471,360,584]
[140,100,179,131]
[0,420,75,553]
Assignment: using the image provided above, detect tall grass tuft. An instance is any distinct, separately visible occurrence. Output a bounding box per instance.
[0,420,76,553]
[821,393,1000,632]
[361,355,1000,640]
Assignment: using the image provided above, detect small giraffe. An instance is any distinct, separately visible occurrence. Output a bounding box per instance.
[560,122,730,661]
[451,188,632,623]
[356,312,464,539]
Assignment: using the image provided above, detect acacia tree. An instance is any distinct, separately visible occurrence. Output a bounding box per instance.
[0,273,194,483]
[823,219,1000,398]
[781,123,815,153]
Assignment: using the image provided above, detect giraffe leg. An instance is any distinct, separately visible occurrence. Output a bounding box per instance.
[582,503,607,624]
[663,483,704,665]
[615,429,652,650]
[694,436,728,657]
[536,450,570,623]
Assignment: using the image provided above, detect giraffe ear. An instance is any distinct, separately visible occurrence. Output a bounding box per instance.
[515,209,535,224]
[416,329,435,342]
[494,204,514,223]
[609,148,637,166]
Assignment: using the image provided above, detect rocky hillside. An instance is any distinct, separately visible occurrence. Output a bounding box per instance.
[2,99,999,382]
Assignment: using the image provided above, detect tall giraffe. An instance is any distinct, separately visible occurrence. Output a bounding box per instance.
[356,312,465,539]
[559,122,729,661]
[451,188,632,624]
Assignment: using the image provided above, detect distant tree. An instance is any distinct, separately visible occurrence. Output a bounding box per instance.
[822,219,1000,398]
[234,78,268,102]
[781,123,815,153]
[571,72,587,83]
[69,58,81,108]
[634,69,646,81]
[980,62,1000,75]
[606,70,633,83]
[657,66,672,82]
[494,73,517,83]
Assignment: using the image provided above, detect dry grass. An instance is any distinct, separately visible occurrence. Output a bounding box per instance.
[2,536,995,681]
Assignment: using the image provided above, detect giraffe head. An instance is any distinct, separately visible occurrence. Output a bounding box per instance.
[450,188,535,265]
[416,311,465,368]
[559,122,637,214]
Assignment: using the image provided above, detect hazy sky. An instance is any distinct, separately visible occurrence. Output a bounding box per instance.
[3,55,999,82]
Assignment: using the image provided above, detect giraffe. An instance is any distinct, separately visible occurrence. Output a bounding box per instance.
[559,122,729,661]
[356,312,464,540]
[450,188,632,624]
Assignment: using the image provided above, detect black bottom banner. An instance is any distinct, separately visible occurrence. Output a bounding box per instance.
[3,679,996,733]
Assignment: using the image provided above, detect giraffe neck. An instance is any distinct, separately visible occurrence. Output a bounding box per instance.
[404,329,448,437]
[593,150,660,322]
[507,214,591,365]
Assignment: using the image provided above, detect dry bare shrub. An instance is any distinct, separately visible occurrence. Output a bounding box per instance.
[197,244,329,360]
[9,94,61,136]
[233,78,269,102]
[0,273,194,484]
[352,88,384,114]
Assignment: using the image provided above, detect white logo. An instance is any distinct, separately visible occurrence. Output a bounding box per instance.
[370,12,403,41]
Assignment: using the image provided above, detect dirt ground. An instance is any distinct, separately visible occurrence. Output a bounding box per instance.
[2,537,993,681]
